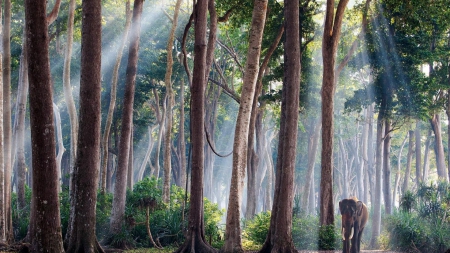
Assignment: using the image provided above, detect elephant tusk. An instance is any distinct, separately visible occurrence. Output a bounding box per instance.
[349,227,354,240]
[341,227,345,240]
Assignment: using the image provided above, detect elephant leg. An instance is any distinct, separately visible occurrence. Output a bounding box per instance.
[343,239,350,253]
[350,223,360,253]
[357,227,365,252]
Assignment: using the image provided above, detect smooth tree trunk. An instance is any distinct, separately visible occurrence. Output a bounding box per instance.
[64,0,103,251]
[110,0,144,235]
[25,0,64,250]
[101,0,131,193]
[394,133,407,208]
[0,3,4,241]
[3,0,13,242]
[259,0,299,252]
[319,0,349,226]
[53,103,65,192]
[370,115,383,248]
[423,129,432,182]
[162,0,183,203]
[246,25,284,219]
[127,126,134,189]
[178,78,186,189]
[302,119,321,213]
[383,119,392,214]
[138,126,156,181]
[222,1,267,252]
[367,104,375,205]
[430,114,448,182]
[415,120,422,184]
[362,108,369,204]
[63,0,79,175]
[174,1,216,252]
[402,130,414,194]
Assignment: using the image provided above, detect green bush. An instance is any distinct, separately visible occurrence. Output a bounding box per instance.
[11,185,32,240]
[243,211,271,245]
[385,182,450,253]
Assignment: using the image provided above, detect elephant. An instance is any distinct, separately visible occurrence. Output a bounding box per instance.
[339,197,368,253]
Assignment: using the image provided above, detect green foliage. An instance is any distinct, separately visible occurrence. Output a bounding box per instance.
[318,224,339,250]
[11,185,32,240]
[243,211,271,245]
[384,182,450,252]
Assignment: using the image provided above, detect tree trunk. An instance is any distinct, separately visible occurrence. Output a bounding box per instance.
[402,130,414,194]
[138,126,156,181]
[367,104,375,205]
[320,0,349,226]
[423,129,432,182]
[430,114,448,182]
[174,1,217,252]
[110,0,144,235]
[162,0,183,203]
[259,0,298,251]
[64,0,103,250]
[383,119,392,214]
[222,1,267,252]
[101,0,131,193]
[178,78,187,189]
[63,0,79,178]
[361,108,369,204]
[3,0,13,242]
[246,25,284,219]
[415,120,422,184]
[0,2,4,241]
[53,103,65,192]
[25,0,64,249]
[370,115,383,248]
[394,132,407,208]
[128,127,134,189]
[15,35,28,211]
[339,137,349,199]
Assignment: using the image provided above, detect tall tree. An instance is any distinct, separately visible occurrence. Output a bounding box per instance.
[383,119,392,214]
[162,0,183,203]
[370,116,383,248]
[175,1,216,252]
[63,0,79,175]
[25,0,64,250]
[110,0,144,235]
[319,0,349,226]
[0,2,4,242]
[222,1,267,252]
[101,0,132,193]
[259,0,299,252]
[2,0,12,242]
[64,0,103,251]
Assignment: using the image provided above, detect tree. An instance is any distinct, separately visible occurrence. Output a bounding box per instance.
[0,2,4,242]
[259,0,300,252]
[162,0,183,204]
[64,0,103,251]
[101,0,132,194]
[174,1,216,252]
[25,0,64,250]
[320,0,349,226]
[110,0,144,236]
[63,0,79,176]
[222,1,267,252]
[2,0,13,242]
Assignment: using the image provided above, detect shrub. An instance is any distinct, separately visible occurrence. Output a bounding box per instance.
[243,211,271,245]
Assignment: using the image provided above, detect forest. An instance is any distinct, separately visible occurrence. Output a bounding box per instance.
[0,0,449,252]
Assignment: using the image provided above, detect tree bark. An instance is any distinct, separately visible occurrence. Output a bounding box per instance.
[64,0,103,250]
[178,78,187,189]
[319,0,349,226]
[370,115,383,248]
[3,0,13,242]
[383,119,392,215]
[138,126,156,181]
[63,0,79,178]
[430,114,448,182]
[174,1,217,252]
[110,0,144,235]
[53,103,65,192]
[128,127,134,189]
[0,2,4,241]
[222,1,267,252]
[423,129,432,182]
[246,25,284,219]
[415,120,422,184]
[402,130,414,194]
[395,133,408,205]
[101,0,131,193]
[25,0,64,249]
[259,0,299,252]
[162,0,183,203]
[367,104,375,205]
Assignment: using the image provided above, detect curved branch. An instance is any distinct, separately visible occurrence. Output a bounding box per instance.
[47,0,62,25]
[208,77,240,103]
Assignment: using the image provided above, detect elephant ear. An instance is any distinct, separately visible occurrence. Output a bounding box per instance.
[339,200,344,214]
[356,201,364,216]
